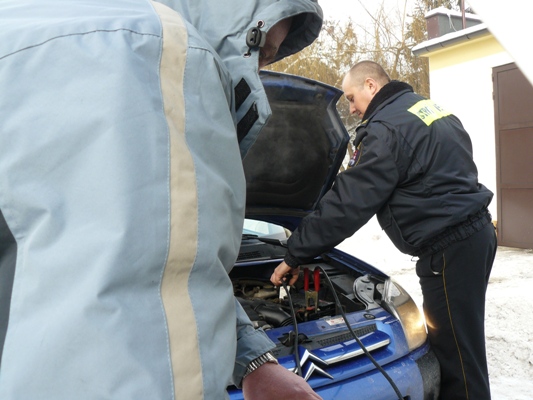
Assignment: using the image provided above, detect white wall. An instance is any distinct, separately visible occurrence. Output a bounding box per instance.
[428,51,514,220]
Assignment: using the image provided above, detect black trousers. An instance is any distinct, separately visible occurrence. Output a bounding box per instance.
[416,223,497,400]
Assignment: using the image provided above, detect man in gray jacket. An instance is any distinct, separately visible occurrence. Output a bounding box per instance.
[0,0,323,399]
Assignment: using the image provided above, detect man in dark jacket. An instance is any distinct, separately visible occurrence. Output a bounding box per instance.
[271,60,497,400]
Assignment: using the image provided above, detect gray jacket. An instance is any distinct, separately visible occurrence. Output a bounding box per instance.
[0,1,321,398]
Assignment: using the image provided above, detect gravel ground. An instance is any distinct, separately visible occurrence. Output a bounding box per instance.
[336,217,533,400]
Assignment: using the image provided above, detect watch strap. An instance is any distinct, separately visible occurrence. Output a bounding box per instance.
[242,351,278,379]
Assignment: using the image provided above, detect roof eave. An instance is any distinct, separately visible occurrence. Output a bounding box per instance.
[412,23,489,56]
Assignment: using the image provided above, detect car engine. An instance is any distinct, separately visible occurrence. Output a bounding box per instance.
[231,260,386,330]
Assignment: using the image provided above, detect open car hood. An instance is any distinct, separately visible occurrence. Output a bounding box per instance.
[244,71,349,231]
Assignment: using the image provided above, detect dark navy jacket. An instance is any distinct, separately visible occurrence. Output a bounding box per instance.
[285,81,493,265]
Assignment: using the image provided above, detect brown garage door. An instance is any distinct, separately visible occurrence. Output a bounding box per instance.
[493,62,533,249]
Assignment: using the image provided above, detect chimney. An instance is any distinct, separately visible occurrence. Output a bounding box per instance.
[425,7,482,39]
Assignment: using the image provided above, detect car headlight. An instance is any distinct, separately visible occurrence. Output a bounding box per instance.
[382,278,427,351]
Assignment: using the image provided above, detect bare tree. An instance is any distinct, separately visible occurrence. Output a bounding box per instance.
[265,19,361,134]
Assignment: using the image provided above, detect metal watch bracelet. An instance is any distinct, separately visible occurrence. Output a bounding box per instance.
[242,351,278,379]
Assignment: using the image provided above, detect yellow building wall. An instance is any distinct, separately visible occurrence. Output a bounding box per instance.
[427,34,506,71]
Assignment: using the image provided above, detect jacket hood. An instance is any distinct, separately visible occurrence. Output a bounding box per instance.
[156,0,323,157]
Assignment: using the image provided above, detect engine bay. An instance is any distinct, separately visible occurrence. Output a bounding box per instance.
[231,259,387,330]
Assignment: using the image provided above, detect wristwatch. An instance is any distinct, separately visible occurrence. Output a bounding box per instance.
[242,351,278,379]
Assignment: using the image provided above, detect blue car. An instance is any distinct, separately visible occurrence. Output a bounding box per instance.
[227,71,440,399]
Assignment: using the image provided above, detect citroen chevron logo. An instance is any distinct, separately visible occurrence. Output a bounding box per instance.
[289,336,391,381]
[297,349,334,381]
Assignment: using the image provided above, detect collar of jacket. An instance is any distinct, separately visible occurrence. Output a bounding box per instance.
[360,80,413,124]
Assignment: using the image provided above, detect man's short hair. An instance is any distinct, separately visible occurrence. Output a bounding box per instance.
[348,60,391,87]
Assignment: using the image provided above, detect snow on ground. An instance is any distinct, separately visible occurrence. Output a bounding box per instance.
[336,217,533,400]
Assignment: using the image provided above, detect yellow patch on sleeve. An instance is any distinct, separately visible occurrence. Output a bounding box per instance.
[408,100,452,126]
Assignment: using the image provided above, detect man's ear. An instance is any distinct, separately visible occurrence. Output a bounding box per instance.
[366,78,379,95]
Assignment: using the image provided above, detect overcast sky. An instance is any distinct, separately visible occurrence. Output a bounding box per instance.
[319,0,416,23]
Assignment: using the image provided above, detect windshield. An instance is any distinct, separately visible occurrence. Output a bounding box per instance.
[243,219,290,240]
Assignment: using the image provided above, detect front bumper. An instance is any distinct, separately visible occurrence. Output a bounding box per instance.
[228,343,440,400]
[314,345,440,400]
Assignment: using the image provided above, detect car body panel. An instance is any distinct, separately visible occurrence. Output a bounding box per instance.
[228,250,440,399]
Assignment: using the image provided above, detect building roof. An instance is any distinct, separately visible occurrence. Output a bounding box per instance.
[413,22,489,55]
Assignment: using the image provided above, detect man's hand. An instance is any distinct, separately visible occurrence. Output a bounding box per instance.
[242,362,322,400]
[271,261,299,286]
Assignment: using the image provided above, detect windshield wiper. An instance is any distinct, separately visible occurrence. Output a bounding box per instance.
[241,234,259,240]
[257,237,287,247]
[241,233,287,247]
